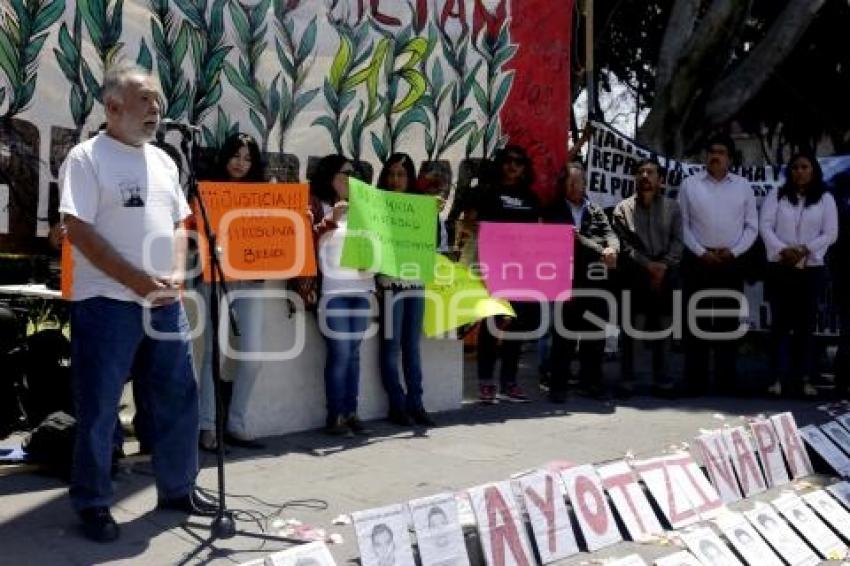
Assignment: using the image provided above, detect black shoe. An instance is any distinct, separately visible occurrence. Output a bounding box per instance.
[223,432,265,449]
[549,389,568,404]
[79,507,120,542]
[387,408,412,426]
[410,408,436,427]
[346,414,370,436]
[325,415,353,437]
[158,488,218,516]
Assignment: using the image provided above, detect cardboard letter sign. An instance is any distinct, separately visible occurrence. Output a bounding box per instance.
[799,425,850,477]
[559,464,622,551]
[515,471,579,563]
[723,426,767,497]
[596,461,663,542]
[771,412,815,479]
[694,432,743,503]
[468,482,535,566]
[828,481,850,510]
[749,419,791,487]
[821,421,850,454]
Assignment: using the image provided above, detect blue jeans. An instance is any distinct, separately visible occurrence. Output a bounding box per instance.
[379,289,425,412]
[197,281,265,435]
[319,294,372,420]
[70,298,198,511]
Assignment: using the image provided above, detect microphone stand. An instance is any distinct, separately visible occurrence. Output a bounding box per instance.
[174,124,300,563]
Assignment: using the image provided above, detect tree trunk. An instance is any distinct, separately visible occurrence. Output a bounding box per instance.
[655,0,701,94]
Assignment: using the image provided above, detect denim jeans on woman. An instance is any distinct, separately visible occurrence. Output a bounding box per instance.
[319,294,373,421]
[379,288,425,413]
[70,298,198,511]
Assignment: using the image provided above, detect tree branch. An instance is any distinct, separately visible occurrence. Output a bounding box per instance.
[704,0,827,128]
[656,0,701,94]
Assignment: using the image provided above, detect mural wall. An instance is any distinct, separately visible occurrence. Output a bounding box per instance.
[0,0,572,253]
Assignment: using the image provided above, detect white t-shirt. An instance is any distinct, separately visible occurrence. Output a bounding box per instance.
[317,204,375,295]
[59,133,191,302]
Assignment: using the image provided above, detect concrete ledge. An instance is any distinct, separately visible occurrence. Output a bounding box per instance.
[187,284,464,438]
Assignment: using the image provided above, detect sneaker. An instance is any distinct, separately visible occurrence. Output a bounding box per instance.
[346,414,371,436]
[500,384,530,403]
[158,488,218,517]
[478,383,498,404]
[79,507,120,543]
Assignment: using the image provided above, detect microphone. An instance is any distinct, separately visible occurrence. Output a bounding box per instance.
[159,118,201,132]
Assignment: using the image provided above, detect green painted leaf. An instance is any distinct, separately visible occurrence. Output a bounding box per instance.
[249,108,264,136]
[33,0,66,36]
[210,0,228,40]
[435,84,451,110]
[485,120,499,154]
[275,38,295,77]
[70,84,84,125]
[448,107,472,131]
[188,29,203,73]
[53,49,76,82]
[312,115,338,139]
[322,78,338,110]
[297,17,317,64]
[19,76,37,110]
[425,129,434,157]
[81,58,102,102]
[392,68,426,113]
[472,81,487,112]
[169,93,189,119]
[57,22,78,63]
[173,22,190,64]
[0,29,21,81]
[223,62,262,107]
[393,106,428,138]
[202,125,215,148]
[338,89,355,110]
[496,19,510,51]
[268,74,282,119]
[136,39,153,72]
[370,131,387,164]
[151,20,167,54]
[294,87,319,114]
[229,2,251,46]
[329,34,352,90]
[215,106,228,143]
[491,71,514,114]
[493,44,518,70]
[430,60,443,96]
[174,0,204,30]
[207,46,231,79]
[253,0,272,30]
[397,37,428,71]
[78,0,103,47]
[443,121,475,153]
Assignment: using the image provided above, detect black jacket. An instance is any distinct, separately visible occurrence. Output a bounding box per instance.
[543,198,619,283]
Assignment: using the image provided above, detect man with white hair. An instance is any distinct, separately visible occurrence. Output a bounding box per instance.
[59,61,214,542]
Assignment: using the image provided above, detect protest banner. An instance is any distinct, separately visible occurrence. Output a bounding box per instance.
[586,121,850,210]
[750,419,791,488]
[195,182,315,282]
[477,223,574,301]
[596,461,664,543]
[773,492,848,560]
[408,493,470,566]
[352,504,416,566]
[515,470,579,563]
[745,503,820,566]
[558,464,621,552]
[771,412,815,479]
[722,426,767,498]
[423,254,515,337]
[693,432,743,503]
[341,178,437,283]
[468,482,535,566]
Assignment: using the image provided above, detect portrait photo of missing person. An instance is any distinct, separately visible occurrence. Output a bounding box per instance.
[371,523,396,566]
[697,539,736,566]
[733,528,754,546]
[427,506,451,548]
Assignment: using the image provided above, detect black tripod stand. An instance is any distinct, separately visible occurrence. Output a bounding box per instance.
[169,123,300,564]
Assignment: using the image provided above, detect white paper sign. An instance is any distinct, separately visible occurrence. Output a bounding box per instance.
[606,554,648,566]
[694,432,743,503]
[409,493,470,566]
[750,418,791,488]
[632,454,723,529]
[352,504,416,566]
[596,460,664,542]
[654,550,702,566]
[771,412,815,479]
[802,489,850,542]
[680,526,743,566]
[821,421,850,454]
[744,503,820,566]
[266,541,338,566]
[798,424,850,477]
[836,412,850,432]
[827,481,850,510]
[515,471,579,563]
[773,492,848,560]
[714,512,783,566]
[468,482,535,566]
[722,426,767,497]
[558,464,622,552]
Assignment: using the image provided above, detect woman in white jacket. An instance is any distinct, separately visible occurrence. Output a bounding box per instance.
[760,152,837,398]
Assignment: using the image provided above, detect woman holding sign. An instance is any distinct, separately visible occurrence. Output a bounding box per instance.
[312,155,376,436]
[760,152,837,398]
[197,133,267,452]
[474,146,542,404]
[375,153,436,427]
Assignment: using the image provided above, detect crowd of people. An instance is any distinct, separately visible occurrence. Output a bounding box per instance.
[56,61,849,543]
